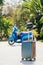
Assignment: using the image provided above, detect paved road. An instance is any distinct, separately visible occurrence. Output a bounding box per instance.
[0,41,43,65]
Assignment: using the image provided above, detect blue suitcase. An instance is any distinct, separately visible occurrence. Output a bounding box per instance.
[22,41,32,59]
[21,32,36,61]
[22,41,36,61]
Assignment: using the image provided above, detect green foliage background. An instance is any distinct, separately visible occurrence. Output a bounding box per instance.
[0,0,43,40]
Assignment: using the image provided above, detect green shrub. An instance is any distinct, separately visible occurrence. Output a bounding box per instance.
[40,27,43,37]
[19,26,26,31]
[0,16,13,40]
[32,29,39,37]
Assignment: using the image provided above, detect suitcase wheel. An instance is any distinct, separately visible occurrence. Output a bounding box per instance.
[22,58,24,60]
[29,58,32,61]
[34,58,36,60]
[26,58,28,60]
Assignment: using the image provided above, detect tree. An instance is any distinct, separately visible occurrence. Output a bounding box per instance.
[0,17,13,39]
[22,0,43,39]
[20,8,30,25]
[0,0,4,40]
[0,0,3,5]
[40,0,43,6]
[0,0,3,15]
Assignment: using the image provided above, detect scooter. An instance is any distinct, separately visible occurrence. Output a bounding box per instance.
[8,23,36,45]
[8,26,21,45]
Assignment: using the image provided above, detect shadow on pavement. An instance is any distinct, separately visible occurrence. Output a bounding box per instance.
[8,43,21,47]
[20,60,35,65]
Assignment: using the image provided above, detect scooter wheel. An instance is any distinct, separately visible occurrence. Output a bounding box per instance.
[8,40,14,45]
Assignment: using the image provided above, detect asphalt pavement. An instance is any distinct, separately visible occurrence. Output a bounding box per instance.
[0,41,43,65]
